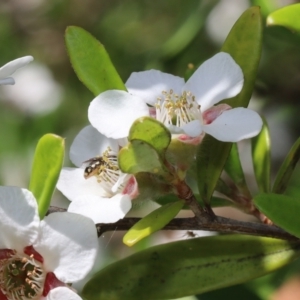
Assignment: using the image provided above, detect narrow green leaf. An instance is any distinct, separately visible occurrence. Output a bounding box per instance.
[82,235,300,300]
[272,137,300,194]
[129,117,171,156]
[196,138,232,204]
[65,26,126,96]
[196,7,263,204]
[251,118,271,193]
[221,6,263,108]
[123,200,184,247]
[224,143,248,187]
[118,139,169,176]
[29,134,64,219]
[267,4,300,32]
[254,193,300,238]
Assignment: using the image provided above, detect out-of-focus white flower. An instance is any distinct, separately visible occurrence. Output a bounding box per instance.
[0,186,98,300]
[88,52,262,144]
[0,62,62,115]
[0,56,33,85]
[57,126,138,224]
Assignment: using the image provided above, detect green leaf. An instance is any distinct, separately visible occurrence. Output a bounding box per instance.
[221,6,263,108]
[65,26,126,96]
[123,200,184,247]
[196,7,263,204]
[129,117,171,156]
[267,4,300,32]
[251,118,271,193]
[29,134,64,219]
[272,137,300,194]
[82,235,300,300]
[224,143,249,190]
[254,193,300,238]
[196,138,232,204]
[118,139,169,176]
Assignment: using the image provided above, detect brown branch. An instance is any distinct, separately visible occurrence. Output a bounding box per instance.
[47,206,298,241]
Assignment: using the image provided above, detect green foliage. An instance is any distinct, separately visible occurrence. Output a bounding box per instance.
[225,143,250,195]
[272,137,300,194]
[118,140,167,175]
[128,117,171,156]
[29,134,64,219]
[267,4,300,32]
[123,200,184,246]
[251,118,271,193]
[119,117,172,177]
[196,7,263,205]
[65,26,126,96]
[82,235,300,300]
[254,193,300,238]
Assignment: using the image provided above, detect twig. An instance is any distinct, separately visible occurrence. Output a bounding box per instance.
[47,206,298,241]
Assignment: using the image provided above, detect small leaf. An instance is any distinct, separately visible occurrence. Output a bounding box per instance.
[272,137,300,194]
[224,143,249,192]
[118,140,169,176]
[129,117,171,156]
[29,134,64,219]
[65,26,126,96]
[82,235,300,300]
[196,7,263,204]
[221,6,263,108]
[254,193,300,238]
[267,4,300,32]
[123,200,184,247]
[251,118,271,193]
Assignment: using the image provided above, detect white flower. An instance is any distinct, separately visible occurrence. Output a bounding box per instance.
[88,52,262,143]
[0,56,33,85]
[56,125,138,224]
[0,186,98,300]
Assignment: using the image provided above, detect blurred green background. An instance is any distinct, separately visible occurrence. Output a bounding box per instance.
[0,0,300,299]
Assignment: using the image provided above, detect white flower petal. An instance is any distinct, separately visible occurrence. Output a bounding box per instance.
[184,52,244,111]
[0,56,34,80]
[0,77,15,85]
[0,187,39,252]
[70,125,119,167]
[202,107,263,142]
[47,287,82,300]
[88,90,149,139]
[126,70,185,105]
[68,194,132,224]
[56,168,109,201]
[34,212,98,283]
[181,120,204,137]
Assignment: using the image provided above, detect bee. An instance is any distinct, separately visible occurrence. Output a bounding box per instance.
[83,157,106,179]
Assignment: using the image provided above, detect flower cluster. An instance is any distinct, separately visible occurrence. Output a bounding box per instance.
[57,52,263,224]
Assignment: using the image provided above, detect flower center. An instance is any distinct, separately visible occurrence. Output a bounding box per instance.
[0,250,46,300]
[83,147,123,193]
[155,89,202,128]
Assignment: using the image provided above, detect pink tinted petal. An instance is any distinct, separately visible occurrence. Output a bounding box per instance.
[181,120,204,137]
[122,175,139,199]
[0,56,33,79]
[177,133,205,145]
[88,90,149,139]
[202,107,263,142]
[126,70,185,105]
[203,103,232,124]
[184,52,244,111]
[0,187,39,252]
[34,212,98,283]
[68,194,132,224]
[47,287,82,300]
[56,168,109,201]
[69,125,119,167]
